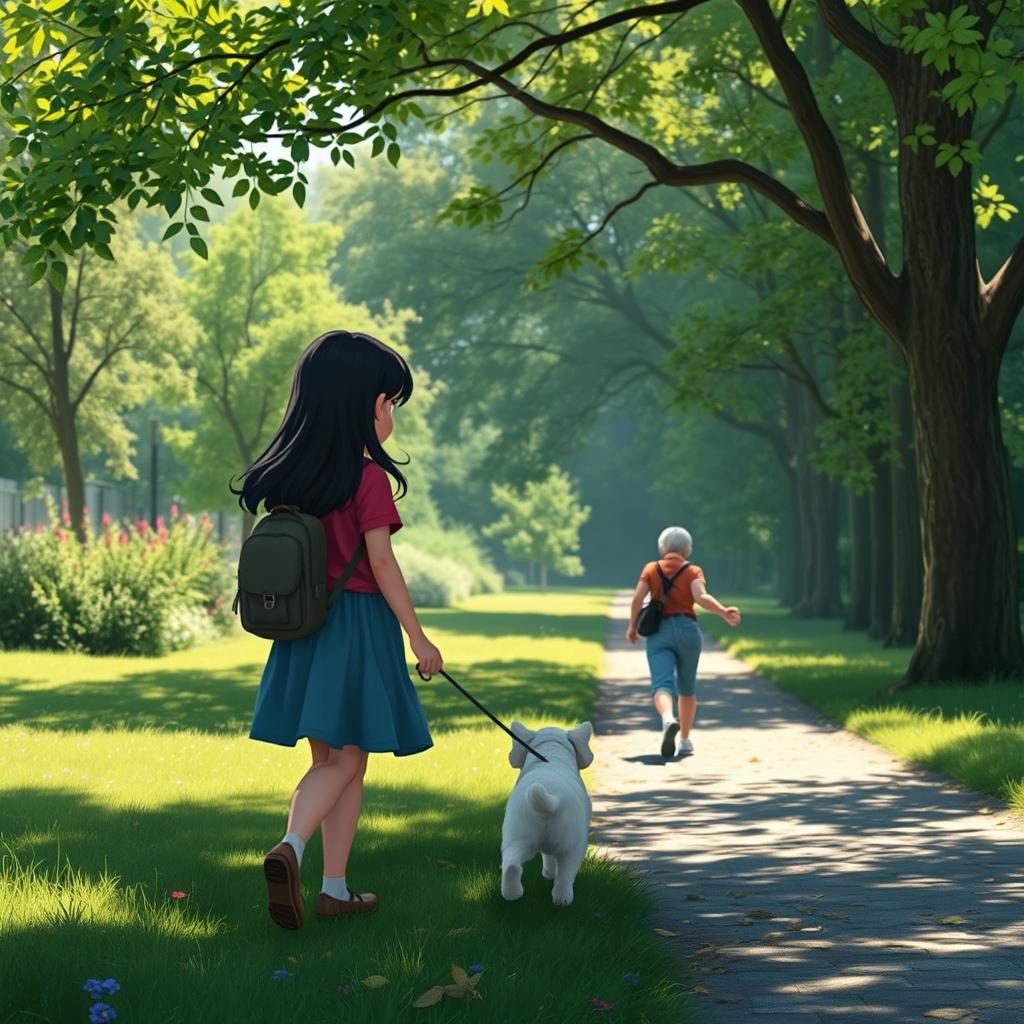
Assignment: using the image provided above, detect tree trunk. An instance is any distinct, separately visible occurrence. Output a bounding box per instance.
[809,468,842,617]
[845,485,871,629]
[894,59,1024,682]
[885,341,922,647]
[539,562,548,591]
[777,463,801,608]
[901,335,1023,681]
[868,446,894,641]
[48,284,87,543]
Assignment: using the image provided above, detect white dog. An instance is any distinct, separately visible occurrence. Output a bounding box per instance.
[500,720,594,906]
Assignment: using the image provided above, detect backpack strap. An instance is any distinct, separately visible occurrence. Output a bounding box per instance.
[327,538,367,605]
[655,561,689,600]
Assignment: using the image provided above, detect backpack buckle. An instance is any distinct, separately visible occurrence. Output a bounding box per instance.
[262,593,276,610]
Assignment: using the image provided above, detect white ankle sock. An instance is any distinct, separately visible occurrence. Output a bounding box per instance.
[662,713,677,727]
[322,874,348,900]
[281,832,305,866]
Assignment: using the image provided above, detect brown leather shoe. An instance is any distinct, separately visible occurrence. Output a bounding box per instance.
[263,841,303,930]
[315,888,379,919]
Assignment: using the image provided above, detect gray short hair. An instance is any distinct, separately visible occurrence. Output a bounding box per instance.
[658,526,692,557]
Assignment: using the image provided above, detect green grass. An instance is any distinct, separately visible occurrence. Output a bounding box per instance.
[0,588,692,1024]
[702,596,1024,815]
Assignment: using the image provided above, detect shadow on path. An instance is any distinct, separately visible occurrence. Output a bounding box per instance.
[588,593,1024,1024]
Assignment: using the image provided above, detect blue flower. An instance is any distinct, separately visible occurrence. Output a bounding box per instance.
[337,983,351,997]
[271,969,293,982]
[88,1003,117,1023]
[468,963,486,975]
[100,978,120,996]
[83,980,106,1000]
[623,971,640,987]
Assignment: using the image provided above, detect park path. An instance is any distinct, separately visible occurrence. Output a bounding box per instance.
[587,593,1024,1024]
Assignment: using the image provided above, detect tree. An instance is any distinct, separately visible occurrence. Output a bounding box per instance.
[163,195,435,540]
[2,1,1022,682]
[0,208,193,540]
[484,465,591,590]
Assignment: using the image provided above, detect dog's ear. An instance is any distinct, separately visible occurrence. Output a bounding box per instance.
[567,721,594,770]
[508,720,536,769]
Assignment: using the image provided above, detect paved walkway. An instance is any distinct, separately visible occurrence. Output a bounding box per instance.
[588,594,1024,1024]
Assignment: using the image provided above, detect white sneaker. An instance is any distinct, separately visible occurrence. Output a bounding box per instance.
[677,737,694,756]
[660,719,679,759]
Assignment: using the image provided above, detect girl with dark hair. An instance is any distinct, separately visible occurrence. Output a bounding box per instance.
[230,329,442,931]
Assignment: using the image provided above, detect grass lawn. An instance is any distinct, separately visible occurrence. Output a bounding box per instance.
[701,596,1024,816]
[0,588,691,1024]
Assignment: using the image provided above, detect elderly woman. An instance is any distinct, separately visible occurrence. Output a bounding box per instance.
[626,526,741,759]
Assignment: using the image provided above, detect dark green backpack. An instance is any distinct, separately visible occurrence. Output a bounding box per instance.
[231,504,366,640]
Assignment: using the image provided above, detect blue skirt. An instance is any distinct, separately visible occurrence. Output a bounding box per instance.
[248,590,434,757]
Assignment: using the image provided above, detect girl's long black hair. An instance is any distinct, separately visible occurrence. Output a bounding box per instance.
[229,330,413,517]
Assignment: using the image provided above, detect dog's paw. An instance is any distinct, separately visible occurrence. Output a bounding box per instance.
[501,864,524,900]
[551,888,574,906]
[541,854,557,880]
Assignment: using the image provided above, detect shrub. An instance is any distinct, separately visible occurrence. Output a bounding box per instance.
[397,522,503,595]
[392,544,475,607]
[0,497,234,656]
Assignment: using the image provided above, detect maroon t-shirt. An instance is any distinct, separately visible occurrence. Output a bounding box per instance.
[320,458,402,592]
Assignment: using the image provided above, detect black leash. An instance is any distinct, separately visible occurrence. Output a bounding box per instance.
[416,665,550,763]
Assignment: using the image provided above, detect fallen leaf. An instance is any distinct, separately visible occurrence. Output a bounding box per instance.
[796,905,815,914]
[821,912,849,921]
[939,915,968,926]
[747,909,775,919]
[761,931,785,941]
[452,965,472,988]
[444,984,468,999]
[787,919,805,931]
[738,918,753,926]
[924,1010,977,1022]
[809,893,825,900]
[362,975,389,989]
[653,928,679,937]
[685,893,705,902]
[447,927,471,936]
[690,944,719,957]
[691,985,709,996]
[727,891,746,898]
[748,756,760,762]
[411,986,444,1008]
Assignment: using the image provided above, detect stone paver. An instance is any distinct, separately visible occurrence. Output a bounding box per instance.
[588,594,1024,1024]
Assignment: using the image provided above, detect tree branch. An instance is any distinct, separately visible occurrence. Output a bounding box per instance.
[815,0,897,90]
[737,0,903,337]
[983,232,1024,347]
[0,371,52,419]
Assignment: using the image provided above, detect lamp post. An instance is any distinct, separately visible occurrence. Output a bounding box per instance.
[149,416,159,529]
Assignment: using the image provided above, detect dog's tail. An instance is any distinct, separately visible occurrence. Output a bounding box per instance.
[526,782,561,817]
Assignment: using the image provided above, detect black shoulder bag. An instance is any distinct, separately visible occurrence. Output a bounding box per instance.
[635,561,689,637]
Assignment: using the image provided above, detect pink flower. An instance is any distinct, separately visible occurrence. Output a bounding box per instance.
[34,522,45,534]
[171,890,187,900]
[591,997,613,1012]
[170,503,180,519]
[136,518,149,534]
[119,530,129,546]
[156,515,166,530]
[157,527,168,542]
[54,527,67,544]
[101,512,112,527]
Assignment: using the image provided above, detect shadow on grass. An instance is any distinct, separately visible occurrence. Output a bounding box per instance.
[0,660,597,738]
[1,776,687,1024]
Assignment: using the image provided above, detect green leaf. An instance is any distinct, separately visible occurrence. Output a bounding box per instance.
[248,188,260,210]
[200,187,223,206]
[371,135,385,158]
[189,235,208,260]
[162,221,184,240]
[386,142,400,167]
[342,150,355,168]
[190,204,209,222]
[292,180,306,207]
[232,178,250,197]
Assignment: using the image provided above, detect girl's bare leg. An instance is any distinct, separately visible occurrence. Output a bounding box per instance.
[652,689,675,718]
[320,751,369,877]
[285,745,364,842]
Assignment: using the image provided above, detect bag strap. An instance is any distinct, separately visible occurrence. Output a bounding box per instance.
[655,561,689,600]
[327,538,367,605]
